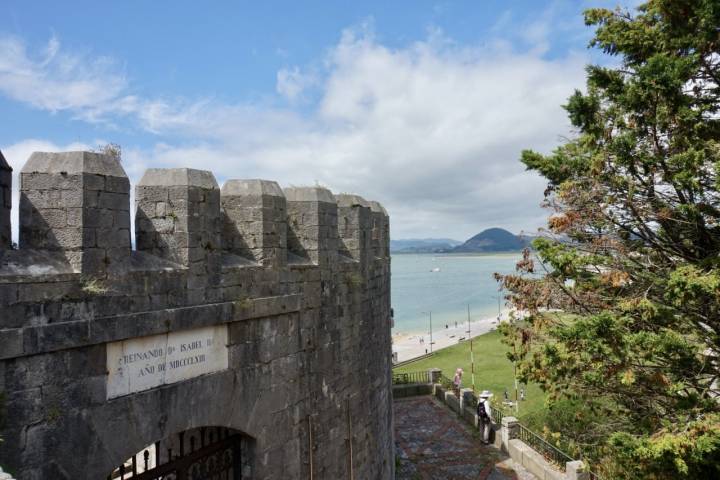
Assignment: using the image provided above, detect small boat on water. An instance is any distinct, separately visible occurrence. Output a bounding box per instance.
[430,267,441,272]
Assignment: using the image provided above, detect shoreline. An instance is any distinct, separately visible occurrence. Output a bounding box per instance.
[392,309,511,362]
[390,251,524,256]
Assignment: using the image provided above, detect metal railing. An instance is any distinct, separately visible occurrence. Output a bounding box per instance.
[392,371,430,385]
[490,405,504,424]
[515,423,574,471]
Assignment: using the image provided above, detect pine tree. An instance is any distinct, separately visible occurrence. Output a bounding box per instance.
[498,1,720,477]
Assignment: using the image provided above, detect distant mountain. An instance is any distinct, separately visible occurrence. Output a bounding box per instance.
[390,238,462,253]
[390,230,540,254]
[452,228,532,253]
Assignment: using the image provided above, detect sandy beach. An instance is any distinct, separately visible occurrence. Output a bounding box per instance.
[392,310,511,362]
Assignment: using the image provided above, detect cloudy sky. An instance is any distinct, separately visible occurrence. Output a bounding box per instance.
[0,0,640,242]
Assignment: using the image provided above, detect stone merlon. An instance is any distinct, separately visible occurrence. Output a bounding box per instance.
[19,151,131,273]
[221,179,287,267]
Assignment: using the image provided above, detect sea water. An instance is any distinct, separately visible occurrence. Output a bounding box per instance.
[391,253,520,335]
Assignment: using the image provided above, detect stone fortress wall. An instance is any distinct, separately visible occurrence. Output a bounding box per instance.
[0,150,393,479]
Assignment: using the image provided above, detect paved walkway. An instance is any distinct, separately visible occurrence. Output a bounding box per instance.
[394,396,535,480]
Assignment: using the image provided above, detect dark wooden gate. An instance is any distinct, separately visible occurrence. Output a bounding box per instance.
[109,427,243,480]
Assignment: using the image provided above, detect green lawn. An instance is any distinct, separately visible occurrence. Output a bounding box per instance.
[393,329,546,420]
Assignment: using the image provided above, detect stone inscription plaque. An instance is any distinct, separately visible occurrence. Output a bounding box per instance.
[106,325,229,399]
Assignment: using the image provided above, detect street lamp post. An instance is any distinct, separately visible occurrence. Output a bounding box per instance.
[429,311,433,353]
[493,288,518,413]
[422,310,434,354]
[467,304,475,391]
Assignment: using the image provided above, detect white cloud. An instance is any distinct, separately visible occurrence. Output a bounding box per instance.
[0,25,588,241]
[276,67,317,101]
[134,26,585,240]
[0,35,127,116]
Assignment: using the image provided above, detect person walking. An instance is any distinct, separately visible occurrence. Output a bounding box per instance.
[453,368,463,398]
[477,390,493,445]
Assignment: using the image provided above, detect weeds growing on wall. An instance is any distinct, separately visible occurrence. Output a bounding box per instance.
[81,277,109,295]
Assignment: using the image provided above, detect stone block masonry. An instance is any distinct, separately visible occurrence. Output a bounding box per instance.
[0,150,393,479]
[19,152,131,273]
[0,151,11,249]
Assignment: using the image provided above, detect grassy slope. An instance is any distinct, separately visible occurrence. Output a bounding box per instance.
[393,329,546,420]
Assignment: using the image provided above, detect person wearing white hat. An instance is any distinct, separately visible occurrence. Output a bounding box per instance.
[476,390,493,444]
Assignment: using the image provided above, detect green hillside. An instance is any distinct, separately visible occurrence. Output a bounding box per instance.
[393,329,546,420]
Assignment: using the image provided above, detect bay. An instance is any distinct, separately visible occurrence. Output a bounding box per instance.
[391,253,520,335]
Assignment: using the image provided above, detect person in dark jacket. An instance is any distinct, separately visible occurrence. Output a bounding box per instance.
[476,390,493,444]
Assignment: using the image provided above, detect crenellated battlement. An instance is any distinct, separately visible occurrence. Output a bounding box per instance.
[0,151,388,278]
[0,150,390,335]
